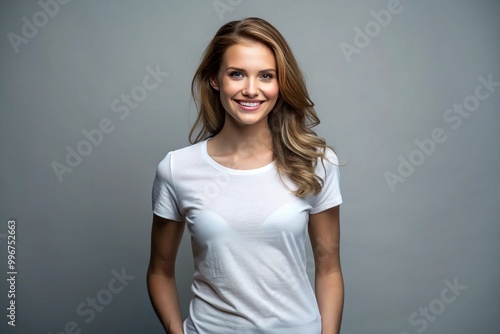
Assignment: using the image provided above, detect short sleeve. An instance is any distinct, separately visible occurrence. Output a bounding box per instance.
[151,152,183,221]
[309,148,343,214]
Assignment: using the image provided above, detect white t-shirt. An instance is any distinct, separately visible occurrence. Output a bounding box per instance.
[152,139,342,334]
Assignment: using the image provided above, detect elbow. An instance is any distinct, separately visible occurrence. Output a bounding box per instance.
[314,261,343,278]
[147,260,176,279]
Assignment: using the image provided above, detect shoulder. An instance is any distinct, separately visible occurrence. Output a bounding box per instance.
[315,146,339,175]
[157,141,206,170]
[155,141,206,188]
[321,146,339,165]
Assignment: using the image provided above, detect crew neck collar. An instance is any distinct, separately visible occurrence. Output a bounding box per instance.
[201,139,275,175]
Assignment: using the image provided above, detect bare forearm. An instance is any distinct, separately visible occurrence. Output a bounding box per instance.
[147,268,184,334]
[315,270,344,334]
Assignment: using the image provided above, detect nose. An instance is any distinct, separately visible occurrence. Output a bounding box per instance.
[242,78,259,97]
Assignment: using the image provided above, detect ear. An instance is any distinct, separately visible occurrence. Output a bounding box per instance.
[209,76,220,91]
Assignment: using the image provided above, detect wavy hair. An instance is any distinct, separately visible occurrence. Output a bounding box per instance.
[190,17,334,197]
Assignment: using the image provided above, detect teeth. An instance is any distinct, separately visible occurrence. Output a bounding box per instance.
[239,101,260,107]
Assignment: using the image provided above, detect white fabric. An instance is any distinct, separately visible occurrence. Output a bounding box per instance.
[152,139,342,334]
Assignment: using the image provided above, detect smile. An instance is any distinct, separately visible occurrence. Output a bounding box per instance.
[239,101,260,107]
[234,100,265,111]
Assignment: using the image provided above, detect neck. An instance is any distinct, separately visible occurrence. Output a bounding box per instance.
[213,114,272,154]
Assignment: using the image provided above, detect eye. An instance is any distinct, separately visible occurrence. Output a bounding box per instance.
[261,73,274,80]
[229,71,244,78]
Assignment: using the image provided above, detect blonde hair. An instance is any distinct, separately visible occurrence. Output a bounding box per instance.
[190,17,333,197]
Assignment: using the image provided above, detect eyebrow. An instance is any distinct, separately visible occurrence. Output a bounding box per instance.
[225,67,276,73]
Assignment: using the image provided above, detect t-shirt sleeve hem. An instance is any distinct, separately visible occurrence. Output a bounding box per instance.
[153,209,183,222]
[310,196,343,215]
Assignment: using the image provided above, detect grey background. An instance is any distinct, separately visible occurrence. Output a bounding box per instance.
[1,0,499,333]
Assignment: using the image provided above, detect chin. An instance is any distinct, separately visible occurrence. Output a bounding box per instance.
[228,112,270,127]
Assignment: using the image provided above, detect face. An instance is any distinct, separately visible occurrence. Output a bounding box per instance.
[211,40,279,127]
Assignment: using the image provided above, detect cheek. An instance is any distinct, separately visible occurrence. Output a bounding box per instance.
[266,84,279,100]
[220,78,241,96]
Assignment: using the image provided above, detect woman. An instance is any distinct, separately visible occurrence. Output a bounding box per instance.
[148,17,343,334]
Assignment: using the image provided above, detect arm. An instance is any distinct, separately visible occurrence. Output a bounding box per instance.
[308,205,344,334]
[147,213,186,334]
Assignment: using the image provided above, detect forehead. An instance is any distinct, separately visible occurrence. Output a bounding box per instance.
[221,40,276,69]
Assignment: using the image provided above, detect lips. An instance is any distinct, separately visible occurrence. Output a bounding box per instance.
[234,100,265,111]
[239,101,260,107]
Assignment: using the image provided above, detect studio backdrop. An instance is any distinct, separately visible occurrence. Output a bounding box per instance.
[1,1,499,333]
